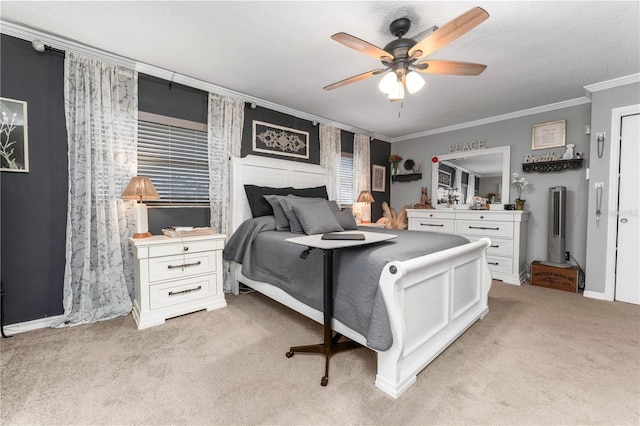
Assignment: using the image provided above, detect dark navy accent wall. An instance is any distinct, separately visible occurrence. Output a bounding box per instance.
[0,35,391,324]
[1,35,67,324]
[242,105,320,163]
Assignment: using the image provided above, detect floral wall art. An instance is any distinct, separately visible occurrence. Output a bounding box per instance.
[1,97,29,172]
[252,120,309,159]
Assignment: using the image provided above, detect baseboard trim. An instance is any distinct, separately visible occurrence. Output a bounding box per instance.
[3,315,64,336]
[583,291,612,301]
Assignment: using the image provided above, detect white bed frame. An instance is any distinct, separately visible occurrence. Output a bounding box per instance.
[229,155,492,399]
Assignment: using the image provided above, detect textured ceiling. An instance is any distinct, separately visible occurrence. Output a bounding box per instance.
[1,1,639,141]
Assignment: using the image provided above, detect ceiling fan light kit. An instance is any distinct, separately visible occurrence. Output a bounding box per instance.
[324,7,489,101]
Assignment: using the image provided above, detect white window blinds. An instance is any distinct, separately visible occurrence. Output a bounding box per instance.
[137,112,209,204]
[337,153,354,206]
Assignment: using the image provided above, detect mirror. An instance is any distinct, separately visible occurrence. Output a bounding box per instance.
[431,146,511,208]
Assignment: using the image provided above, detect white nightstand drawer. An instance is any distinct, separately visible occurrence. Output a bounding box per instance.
[409,218,455,233]
[486,255,513,274]
[149,252,216,283]
[465,236,514,257]
[456,220,514,238]
[150,275,215,310]
[149,239,217,258]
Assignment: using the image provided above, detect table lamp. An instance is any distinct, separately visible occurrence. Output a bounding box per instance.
[121,176,160,238]
[356,190,375,223]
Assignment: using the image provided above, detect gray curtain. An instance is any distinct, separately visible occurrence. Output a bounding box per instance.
[54,52,138,327]
[208,93,244,292]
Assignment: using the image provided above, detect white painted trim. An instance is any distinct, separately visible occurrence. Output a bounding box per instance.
[582,291,612,301]
[2,19,637,145]
[603,104,640,301]
[390,98,591,142]
[3,315,64,336]
[0,20,384,142]
[584,74,640,98]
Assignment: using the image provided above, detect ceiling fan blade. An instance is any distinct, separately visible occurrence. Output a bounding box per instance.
[323,69,387,91]
[415,60,487,75]
[409,7,489,59]
[331,32,391,60]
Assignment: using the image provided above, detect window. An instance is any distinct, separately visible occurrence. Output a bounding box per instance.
[337,152,354,207]
[137,112,209,205]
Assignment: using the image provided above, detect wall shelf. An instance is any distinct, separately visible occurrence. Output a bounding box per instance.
[522,158,583,173]
[392,173,422,182]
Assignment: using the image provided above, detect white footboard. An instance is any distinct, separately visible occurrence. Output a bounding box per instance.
[375,237,492,398]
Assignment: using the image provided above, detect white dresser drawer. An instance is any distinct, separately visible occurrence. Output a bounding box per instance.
[456,220,514,238]
[149,239,219,257]
[408,210,455,220]
[409,218,455,233]
[465,236,514,257]
[455,212,514,222]
[150,275,215,310]
[486,255,513,274]
[148,252,216,283]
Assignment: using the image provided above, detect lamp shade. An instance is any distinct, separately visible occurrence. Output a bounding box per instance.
[121,176,160,202]
[357,191,375,203]
[405,71,425,94]
[378,72,397,94]
[387,81,405,100]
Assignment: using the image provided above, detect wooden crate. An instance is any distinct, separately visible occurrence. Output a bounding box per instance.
[530,261,579,293]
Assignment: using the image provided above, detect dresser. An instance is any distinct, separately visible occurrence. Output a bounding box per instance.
[407,209,529,285]
[129,234,227,329]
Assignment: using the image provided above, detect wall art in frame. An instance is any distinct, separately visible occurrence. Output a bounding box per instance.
[532,119,566,150]
[1,97,29,172]
[252,120,309,159]
[372,164,386,192]
[438,170,451,187]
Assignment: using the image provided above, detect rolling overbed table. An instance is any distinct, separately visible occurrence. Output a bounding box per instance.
[285,231,397,386]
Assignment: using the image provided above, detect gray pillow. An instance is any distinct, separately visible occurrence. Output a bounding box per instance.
[333,210,358,230]
[279,196,328,234]
[292,202,344,235]
[263,194,290,231]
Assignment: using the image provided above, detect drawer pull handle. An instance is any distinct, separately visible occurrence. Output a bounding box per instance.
[490,245,500,248]
[168,285,202,296]
[168,261,202,269]
[488,262,499,266]
[469,226,500,231]
[421,223,444,227]
[183,246,189,251]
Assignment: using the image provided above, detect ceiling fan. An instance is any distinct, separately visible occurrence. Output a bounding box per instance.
[323,7,489,101]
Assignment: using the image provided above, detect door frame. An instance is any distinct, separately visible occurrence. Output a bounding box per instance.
[604,104,640,300]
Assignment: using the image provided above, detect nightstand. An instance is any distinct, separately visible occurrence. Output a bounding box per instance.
[129,234,227,329]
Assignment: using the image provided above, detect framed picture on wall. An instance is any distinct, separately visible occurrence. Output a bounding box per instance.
[372,164,386,192]
[252,120,309,159]
[1,97,29,172]
[532,119,566,150]
[438,170,451,187]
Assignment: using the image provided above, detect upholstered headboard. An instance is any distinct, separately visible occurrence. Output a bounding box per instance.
[230,155,334,233]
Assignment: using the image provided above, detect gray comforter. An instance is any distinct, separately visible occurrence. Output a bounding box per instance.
[223,216,469,351]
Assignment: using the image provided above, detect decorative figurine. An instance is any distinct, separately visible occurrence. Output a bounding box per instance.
[563,144,575,160]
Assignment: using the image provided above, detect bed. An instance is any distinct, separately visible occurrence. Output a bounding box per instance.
[228,155,492,398]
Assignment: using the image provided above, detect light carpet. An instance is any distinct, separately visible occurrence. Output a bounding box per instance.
[1,281,638,425]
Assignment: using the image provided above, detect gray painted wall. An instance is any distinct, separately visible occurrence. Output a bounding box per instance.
[390,103,591,272]
[585,82,640,294]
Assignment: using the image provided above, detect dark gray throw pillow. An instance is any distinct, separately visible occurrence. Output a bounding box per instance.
[333,210,358,230]
[292,202,344,235]
[279,196,327,234]
[263,194,291,231]
[244,185,295,217]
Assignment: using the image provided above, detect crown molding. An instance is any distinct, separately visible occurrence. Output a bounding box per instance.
[1,20,387,142]
[390,97,592,143]
[584,73,640,98]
